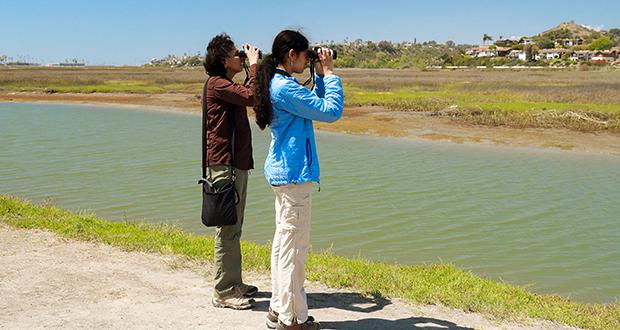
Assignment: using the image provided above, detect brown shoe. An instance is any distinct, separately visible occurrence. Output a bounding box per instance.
[275,319,320,330]
[237,283,258,298]
[267,309,315,329]
[211,288,254,310]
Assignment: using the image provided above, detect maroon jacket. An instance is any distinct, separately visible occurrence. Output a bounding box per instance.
[202,64,256,170]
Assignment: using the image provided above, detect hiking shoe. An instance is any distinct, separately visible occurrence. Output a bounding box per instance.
[275,318,319,330]
[212,288,254,310]
[237,283,258,298]
[266,307,279,329]
[267,308,314,329]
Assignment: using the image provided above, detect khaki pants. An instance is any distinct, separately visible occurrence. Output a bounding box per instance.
[270,182,313,326]
[208,165,248,298]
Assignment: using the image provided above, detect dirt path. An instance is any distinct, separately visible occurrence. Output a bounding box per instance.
[0,226,578,330]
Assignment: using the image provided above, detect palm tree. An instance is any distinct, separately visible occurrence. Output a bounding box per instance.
[483,34,493,45]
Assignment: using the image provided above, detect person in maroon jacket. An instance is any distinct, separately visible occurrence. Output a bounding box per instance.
[202,33,260,310]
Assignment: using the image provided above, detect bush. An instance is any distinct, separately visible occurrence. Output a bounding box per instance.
[589,37,613,50]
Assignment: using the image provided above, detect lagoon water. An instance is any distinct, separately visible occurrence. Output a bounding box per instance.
[1,102,619,303]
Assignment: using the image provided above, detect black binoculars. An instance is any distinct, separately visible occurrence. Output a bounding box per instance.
[236,49,263,59]
[308,47,338,61]
[237,47,336,61]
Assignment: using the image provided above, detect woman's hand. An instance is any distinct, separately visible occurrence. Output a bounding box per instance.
[315,47,334,76]
[244,43,261,65]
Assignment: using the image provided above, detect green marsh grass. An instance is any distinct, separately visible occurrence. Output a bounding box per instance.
[344,79,620,133]
[1,195,619,330]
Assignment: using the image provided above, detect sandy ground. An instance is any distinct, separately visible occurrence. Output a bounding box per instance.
[2,92,619,157]
[0,225,580,330]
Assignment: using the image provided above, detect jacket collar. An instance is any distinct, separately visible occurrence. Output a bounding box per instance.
[275,68,291,77]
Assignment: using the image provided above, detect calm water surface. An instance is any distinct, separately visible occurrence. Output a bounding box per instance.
[1,102,619,303]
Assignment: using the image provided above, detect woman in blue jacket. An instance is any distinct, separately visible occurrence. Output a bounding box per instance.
[254,30,344,330]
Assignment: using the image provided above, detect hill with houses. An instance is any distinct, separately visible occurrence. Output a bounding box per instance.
[466,21,620,65]
[142,21,619,70]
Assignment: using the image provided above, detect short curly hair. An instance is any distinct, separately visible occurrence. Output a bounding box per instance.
[204,33,235,77]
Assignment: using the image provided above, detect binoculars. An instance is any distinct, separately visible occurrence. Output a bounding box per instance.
[308,47,338,61]
[236,49,262,59]
[237,47,337,61]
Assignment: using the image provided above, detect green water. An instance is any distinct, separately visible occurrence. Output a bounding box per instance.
[1,102,619,303]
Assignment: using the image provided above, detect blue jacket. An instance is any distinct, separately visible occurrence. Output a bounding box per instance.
[264,72,344,185]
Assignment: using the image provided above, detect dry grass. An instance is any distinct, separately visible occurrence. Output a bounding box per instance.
[0,66,203,84]
[2,66,620,133]
[436,108,620,133]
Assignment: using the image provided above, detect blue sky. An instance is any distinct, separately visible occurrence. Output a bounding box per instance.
[1,0,619,65]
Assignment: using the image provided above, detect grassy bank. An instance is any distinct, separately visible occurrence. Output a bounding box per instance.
[3,67,620,133]
[1,195,618,329]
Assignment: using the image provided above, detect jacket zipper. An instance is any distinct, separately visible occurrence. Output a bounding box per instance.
[306,138,320,192]
[305,138,313,167]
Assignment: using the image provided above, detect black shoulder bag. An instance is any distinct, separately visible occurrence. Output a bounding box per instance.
[198,78,238,227]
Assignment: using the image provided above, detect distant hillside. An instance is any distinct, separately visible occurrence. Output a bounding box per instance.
[537,21,604,41]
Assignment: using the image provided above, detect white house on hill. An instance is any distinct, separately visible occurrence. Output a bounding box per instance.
[466,46,511,58]
[538,49,571,60]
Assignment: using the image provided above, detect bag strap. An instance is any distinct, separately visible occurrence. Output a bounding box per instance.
[201,79,209,181]
[200,77,236,184]
[229,102,236,180]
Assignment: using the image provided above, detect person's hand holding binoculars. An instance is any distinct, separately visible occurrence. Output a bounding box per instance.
[242,43,261,65]
[314,47,334,76]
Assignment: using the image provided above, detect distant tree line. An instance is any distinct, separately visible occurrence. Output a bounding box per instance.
[323,39,537,68]
[321,39,474,69]
[145,53,202,68]
[144,40,481,69]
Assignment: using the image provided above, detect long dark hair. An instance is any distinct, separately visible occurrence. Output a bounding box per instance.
[253,30,309,130]
[204,33,235,77]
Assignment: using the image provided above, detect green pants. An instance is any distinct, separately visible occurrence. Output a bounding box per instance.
[207,165,249,298]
